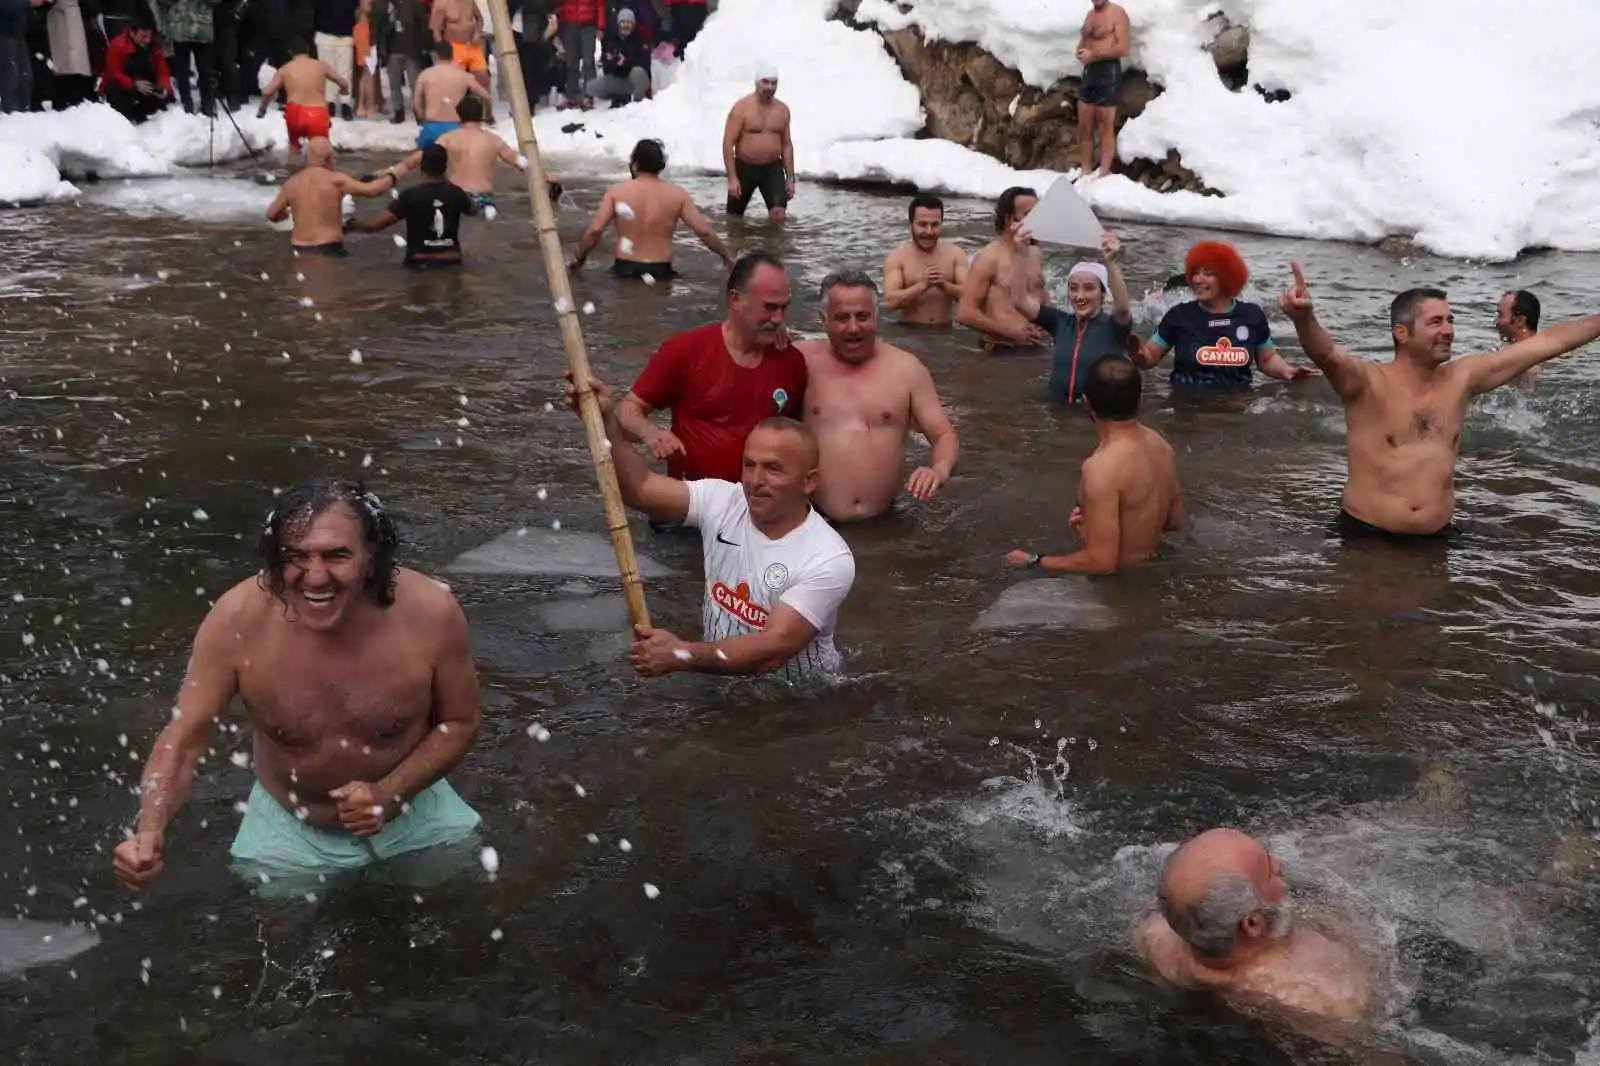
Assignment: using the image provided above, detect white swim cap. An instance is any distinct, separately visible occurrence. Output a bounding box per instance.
[754,62,779,82]
[1068,261,1109,291]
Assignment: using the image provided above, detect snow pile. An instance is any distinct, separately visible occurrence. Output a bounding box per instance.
[4,0,1598,259]
[857,0,1600,259]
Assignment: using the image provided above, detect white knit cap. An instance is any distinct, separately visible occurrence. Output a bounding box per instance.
[1068,261,1109,291]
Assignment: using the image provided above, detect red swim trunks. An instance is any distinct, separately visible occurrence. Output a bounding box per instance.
[284,102,331,154]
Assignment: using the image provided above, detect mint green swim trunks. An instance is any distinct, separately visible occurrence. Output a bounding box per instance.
[229,778,482,893]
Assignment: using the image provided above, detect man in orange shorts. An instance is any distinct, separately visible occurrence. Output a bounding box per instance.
[430,0,490,95]
[257,40,350,158]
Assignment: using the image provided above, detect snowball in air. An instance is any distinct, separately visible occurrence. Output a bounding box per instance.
[479,846,500,874]
[349,350,363,364]
[643,883,660,900]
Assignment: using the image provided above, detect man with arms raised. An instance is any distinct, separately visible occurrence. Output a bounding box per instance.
[257,41,349,159]
[882,193,969,326]
[413,39,494,149]
[1281,264,1600,538]
[266,138,399,256]
[617,252,808,489]
[1075,0,1130,179]
[113,480,482,893]
[569,138,734,281]
[566,377,854,683]
[796,270,960,523]
[1136,828,1371,1025]
[723,68,795,222]
[957,187,1049,351]
[1003,358,1182,574]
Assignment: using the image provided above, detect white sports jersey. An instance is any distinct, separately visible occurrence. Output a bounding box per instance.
[685,479,855,683]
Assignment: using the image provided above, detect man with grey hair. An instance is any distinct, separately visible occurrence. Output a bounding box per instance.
[1135,828,1371,1023]
[794,269,960,522]
[1280,265,1600,539]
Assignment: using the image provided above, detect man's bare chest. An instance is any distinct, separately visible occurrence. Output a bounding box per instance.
[808,376,910,432]
[240,639,433,744]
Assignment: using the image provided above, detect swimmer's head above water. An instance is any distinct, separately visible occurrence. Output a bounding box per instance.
[420,143,448,179]
[1083,356,1141,423]
[305,137,335,169]
[754,65,779,101]
[741,417,819,526]
[1183,240,1247,304]
[726,251,791,351]
[995,186,1038,235]
[257,478,400,631]
[1496,288,1540,343]
[1390,286,1454,363]
[1067,261,1110,317]
[455,94,486,124]
[907,193,944,251]
[1159,828,1292,961]
[818,269,880,365]
[629,138,666,177]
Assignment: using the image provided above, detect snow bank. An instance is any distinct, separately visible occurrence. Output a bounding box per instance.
[4,0,1598,260]
[857,0,1600,259]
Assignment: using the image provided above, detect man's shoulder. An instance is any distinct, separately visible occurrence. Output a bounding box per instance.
[793,511,855,564]
[940,240,969,262]
[395,567,465,621]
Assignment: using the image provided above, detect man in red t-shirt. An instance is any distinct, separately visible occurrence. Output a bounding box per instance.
[617,251,807,485]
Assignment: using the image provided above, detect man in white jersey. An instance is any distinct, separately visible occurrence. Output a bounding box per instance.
[566,374,856,683]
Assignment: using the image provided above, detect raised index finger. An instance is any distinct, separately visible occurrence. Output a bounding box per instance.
[1290,262,1307,290]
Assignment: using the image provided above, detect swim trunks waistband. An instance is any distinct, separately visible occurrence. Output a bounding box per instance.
[293,241,348,257]
[471,191,496,209]
[610,259,677,280]
[1330,509,1459,542]
[417,120,461,149]
[813,497,908,526]
[229,777,482,881]
[405,253,464,268]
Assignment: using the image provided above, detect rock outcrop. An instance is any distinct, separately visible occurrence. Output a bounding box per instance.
[840,8,1264,197]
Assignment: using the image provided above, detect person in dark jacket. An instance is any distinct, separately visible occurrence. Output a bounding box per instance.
[583,3,645,105]
[0,0,37,112]
[371,0,423,122]
[100,14,172,121]
[510,0,555,111]
[555,0,599,109]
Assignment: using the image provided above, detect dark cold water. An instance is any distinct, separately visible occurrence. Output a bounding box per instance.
[2,154,1600,1065]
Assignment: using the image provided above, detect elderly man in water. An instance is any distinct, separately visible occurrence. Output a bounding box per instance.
[265,138,399,256]
[113,479,483,894]
[1136,828,1371,1024]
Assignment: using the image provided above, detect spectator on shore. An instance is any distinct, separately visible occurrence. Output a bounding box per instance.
[211,0,245,112]
[0,0,38,112]
[555,0,599,109]
[373,0,426,122]
[662,0,702,58]
[101,12,172,122]
[586,4,646,105]
[313,0,356,119]
[161,0,219,116]
[46,0,100,109]
[510,0,556,110]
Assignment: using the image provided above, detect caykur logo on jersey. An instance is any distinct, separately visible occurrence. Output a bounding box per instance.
[712,580,769,629]
[1194,337,1251,367]
[771,388,789,411]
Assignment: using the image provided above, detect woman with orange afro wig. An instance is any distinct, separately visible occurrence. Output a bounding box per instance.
[1134,240,1320,390]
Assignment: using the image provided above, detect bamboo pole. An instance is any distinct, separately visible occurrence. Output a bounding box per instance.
[482,0,652,631]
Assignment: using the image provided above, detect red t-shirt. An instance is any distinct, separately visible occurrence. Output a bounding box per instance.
[629,323,808,482]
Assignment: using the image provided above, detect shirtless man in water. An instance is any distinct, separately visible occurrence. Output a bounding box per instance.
[257,41,348,158]
[414,40,493,149]
[429,0,489,92]
[1137,828,1371,1026]
[390,95,522,210]
[113,480,482,893]
[795,270,960,522]
[266,138,398,255]
[570,138,734,280]
[723,69,794,222]
[1280,264,1600,538]
[1496,288,1542,387]
[957,187,1049,350]
[883,193,969,326]
[1004,358,1181,573]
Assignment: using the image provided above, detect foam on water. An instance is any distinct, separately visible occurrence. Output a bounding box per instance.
[446,528,672,579]
[0,918,101,976]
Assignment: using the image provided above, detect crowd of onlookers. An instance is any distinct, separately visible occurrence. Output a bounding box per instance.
[0,0,711,123]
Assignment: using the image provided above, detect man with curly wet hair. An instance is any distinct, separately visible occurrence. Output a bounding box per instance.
[113,478,484,895]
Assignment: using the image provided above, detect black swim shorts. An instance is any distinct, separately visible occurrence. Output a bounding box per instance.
[610,260,677,280]
[1080,59,1121,108]
[294,242,348,257]
[728,158,788,216]
[1329,509,1459,542]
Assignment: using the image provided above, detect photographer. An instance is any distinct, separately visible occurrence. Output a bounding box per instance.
[100,11,172,121]
[584,3,645,106]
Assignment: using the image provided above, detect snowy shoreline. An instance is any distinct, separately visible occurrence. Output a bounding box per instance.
[4,0,1599,261]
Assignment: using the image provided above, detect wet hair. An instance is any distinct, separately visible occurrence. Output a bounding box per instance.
[727,250,784,295]
[287,36,309,55]
[630,138,667,175]
[1159,871,1267,959]
[1390,287,1449,334]
[456,94,485,123]
[994,186,1038,233]
[132,8,157,31]
[750,416,819,470]
[420,143,448,177]
[1184,241,1249,299]
[908,193,944,222]
[1506,289,1541,332]
[432,39,454,61]
[818,268,878,301]
[256,478,399,608]
[1083,356,1141,420]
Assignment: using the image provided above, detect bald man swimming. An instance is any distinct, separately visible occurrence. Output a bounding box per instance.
[265,138,399,255]
[1136,828,1371,1024]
